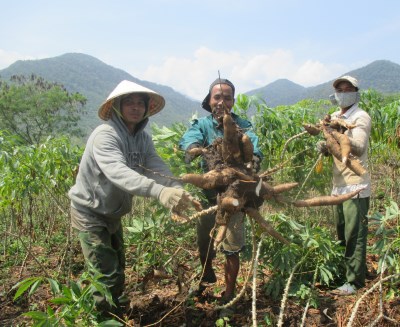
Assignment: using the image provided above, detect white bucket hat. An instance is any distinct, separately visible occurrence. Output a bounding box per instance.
[98,80,165,120]
[333,75,359,89]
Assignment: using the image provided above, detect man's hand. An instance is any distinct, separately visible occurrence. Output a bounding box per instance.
[252,155,261,173]
[158,187,202,212]
[246,155,261,173]
[316,140,330,156]
[158,187,186,209]
[184,143,202,164]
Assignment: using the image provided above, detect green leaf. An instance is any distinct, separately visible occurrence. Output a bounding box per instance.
[48,296,71,305]
[22,311,48,319]
[62,284,72,299]
[98,320,124,326]
[69,281,82,300]
[13,277,43,300]
[29,279,42,296]
[47,278,61,295]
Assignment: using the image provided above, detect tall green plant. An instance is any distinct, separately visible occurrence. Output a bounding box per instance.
[0,134,82,212]
[12,272,122,326]
[370,201,400,275]
[0,133,83,270]
[259,213,344,303]
[359,90,400,146]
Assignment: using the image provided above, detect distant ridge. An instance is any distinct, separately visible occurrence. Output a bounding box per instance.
[0,53,202,135]
[1,54,399,137]
[246,60,400,107]
[246,79,306,107]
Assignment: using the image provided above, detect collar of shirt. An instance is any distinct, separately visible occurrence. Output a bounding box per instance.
[339,103,358,119]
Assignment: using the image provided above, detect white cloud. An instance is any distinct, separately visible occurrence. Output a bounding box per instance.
[0,47,351,100]
[140,47,244,100]
[292,60,346,86]
[138,47,347,100]
[230,50,296,91]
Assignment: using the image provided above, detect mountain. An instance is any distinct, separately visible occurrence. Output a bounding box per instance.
[1,54,399,138]
[0,53,203,136]
[246,60,400,107]
[246,79,307,107]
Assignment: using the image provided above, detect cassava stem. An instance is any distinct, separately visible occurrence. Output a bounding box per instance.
[245,207,290,245]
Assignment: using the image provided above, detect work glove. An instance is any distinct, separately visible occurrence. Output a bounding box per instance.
[184,143,202,164]
[158,187,187,210]
[158,187,202,222]
[316,140,330,156]
[158,187,201,210]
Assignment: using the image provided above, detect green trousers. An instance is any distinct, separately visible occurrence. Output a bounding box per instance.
[77,225,125,310]
[334,197,369,288]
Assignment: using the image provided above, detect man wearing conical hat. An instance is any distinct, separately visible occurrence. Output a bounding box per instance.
[69,80,195,316]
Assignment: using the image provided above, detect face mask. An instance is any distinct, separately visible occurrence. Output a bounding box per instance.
[334,92,359,108]
[329,94,338,105]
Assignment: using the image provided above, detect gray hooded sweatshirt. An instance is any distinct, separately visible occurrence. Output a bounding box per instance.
[68,111,180,232]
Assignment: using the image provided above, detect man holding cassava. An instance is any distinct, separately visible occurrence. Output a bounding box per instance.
[68,80,196,316]
[324,76,371,295]
[179,78,263,309]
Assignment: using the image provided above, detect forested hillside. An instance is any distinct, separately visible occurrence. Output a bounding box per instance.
[1,54,399,140]
[0,53,202,137]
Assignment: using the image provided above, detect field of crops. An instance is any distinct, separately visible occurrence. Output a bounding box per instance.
[1,92,399,326]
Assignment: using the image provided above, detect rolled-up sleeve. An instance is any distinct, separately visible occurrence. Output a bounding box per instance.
[179,119,206,150]
[347,113,371,157]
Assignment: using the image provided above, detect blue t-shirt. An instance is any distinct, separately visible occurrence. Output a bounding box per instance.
[179,113,263,159]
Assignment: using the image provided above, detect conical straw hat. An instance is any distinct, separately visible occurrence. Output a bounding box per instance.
[98,80,165,120]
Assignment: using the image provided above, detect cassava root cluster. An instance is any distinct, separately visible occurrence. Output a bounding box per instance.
[179,108,363,248]
[303,114,367,176]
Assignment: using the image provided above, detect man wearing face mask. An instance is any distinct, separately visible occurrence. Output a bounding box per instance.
[327,76,372,295]
[179,78,263,312]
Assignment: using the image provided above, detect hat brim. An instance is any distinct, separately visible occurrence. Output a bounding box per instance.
[98,93,165,120]
[98,80,165,120]
[333,77,358,89]
[201,93,212,112]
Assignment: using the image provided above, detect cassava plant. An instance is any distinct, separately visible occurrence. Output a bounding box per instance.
[12,272,121,326]
[259,213,344,300]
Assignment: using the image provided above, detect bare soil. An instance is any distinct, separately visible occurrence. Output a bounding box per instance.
[1,244,399,327]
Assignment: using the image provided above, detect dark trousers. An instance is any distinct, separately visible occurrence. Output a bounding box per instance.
[77,225,125,310]
[335,197,369,288]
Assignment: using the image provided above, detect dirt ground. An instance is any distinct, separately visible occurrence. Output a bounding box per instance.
[1,246,399,327]
[120,252,400,327]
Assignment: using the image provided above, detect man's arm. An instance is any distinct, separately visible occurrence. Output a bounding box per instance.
[179,119,206,151]
[347,112,371,157]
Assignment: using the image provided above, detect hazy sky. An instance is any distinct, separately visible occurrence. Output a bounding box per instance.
[1,0,399,100]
